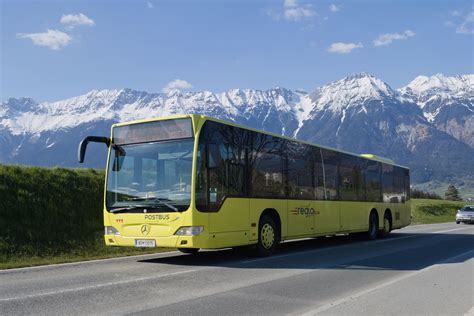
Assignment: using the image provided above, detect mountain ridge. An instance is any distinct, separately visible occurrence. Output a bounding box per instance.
[1,73,473,189]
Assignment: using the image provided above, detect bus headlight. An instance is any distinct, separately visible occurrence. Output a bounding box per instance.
[105,226,120,236]
[175,226,204,236]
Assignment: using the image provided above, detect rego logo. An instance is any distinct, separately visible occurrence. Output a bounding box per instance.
[291,207,317,217]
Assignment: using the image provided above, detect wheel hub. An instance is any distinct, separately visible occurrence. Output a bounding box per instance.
[384,218,390,233]
[261,223,275,249]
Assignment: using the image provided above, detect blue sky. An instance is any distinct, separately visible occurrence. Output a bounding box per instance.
[1,0,473,102]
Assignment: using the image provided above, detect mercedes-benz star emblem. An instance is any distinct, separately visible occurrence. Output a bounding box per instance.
[141,224,150,236]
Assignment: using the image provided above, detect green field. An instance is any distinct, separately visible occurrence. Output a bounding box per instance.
[0,165,169,269]
[410,198,466,225]
[0,164,469,269]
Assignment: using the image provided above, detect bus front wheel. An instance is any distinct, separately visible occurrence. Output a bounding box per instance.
[178,248,200,254]
[256,215,278,256]
[367,212,378,240]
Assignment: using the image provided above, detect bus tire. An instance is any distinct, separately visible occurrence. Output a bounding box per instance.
[367,211,378,240]
[379,211,392,238]
[256,215,278,256]
[178,248,200,254]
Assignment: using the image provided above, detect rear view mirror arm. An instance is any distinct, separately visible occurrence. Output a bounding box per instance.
[78,136,111,163]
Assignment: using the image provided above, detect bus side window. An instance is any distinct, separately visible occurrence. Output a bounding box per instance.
[365,160,382,202]
[196,121,248,212]
[287,141,315,200]
[249,133,285,198]
[314,159,325,200]
[218,125,246,197]
[393,167,405,203]
[404,169,410,201]
[322,149,338,200]
[382,164,395,203]
[338,154,357,201]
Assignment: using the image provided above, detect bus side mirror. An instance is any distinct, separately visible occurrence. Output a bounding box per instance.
[78,136,111,163]
[112,145,126,172]
[207,143,220,169]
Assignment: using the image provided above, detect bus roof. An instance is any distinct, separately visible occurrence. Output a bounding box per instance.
[112,114,409,169]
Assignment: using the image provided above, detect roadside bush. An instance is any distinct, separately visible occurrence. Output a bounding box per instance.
[0,165,105,257]
[411,188,442,200]
[417,203,457,216]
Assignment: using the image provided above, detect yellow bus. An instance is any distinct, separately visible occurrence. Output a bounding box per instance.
[78,114,410,256]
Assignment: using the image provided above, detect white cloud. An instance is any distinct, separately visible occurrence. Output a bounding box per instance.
[60,13,95,26]
[147,1,154,9]
[444,20,455,28]
[456,10,474,34]
[163,79,193,93]
[264,8,281,20]
[451,10,462,17]
[329,4,340,12]
[373,30,415,46]
[283,0,315,21]
[328,42,363,54]
[17,29,72,50]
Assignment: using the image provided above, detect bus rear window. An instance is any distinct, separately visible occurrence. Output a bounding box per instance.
[113,118,193,145]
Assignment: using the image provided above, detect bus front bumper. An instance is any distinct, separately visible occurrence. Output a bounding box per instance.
[104,233,215,249]
[105,229,250,249]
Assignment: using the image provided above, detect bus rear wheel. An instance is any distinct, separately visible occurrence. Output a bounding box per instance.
[367,212,378,240]
[379,211,392,238]
[178,248,200,254]
[256,215,278,257]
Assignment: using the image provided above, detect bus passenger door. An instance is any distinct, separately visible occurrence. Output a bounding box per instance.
[287,200,315,237]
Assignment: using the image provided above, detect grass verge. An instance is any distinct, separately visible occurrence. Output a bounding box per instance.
[0,236,173,270]
[410,198,466,225]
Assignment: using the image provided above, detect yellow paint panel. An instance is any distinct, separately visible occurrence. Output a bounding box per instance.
[314,200,340,234]
[287,200,314,236]
[209,198,249,233]
[249,199,288,241]
[340,201,369,231]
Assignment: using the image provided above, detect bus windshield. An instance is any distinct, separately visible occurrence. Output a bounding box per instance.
[106,138,194,212]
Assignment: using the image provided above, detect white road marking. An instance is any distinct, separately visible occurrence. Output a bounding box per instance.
[0,269,197,303]
[432,227,473,234]
[299,249,474,316]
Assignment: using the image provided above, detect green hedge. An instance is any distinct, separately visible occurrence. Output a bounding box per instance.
[0,165,105,257]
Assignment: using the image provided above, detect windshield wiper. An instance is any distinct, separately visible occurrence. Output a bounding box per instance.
[109,205,152,213]
[126,197,179,212]
[156,200,178,212]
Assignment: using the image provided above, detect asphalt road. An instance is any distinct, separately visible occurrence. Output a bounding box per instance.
[1,222,473,315]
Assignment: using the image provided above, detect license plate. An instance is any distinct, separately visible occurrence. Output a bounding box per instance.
[134,239,156,248]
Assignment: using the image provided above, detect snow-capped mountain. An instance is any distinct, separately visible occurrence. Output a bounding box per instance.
[0,87,302,136]
[1,73,473,186]
[400,74,474,147]
[297,73,473,183]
